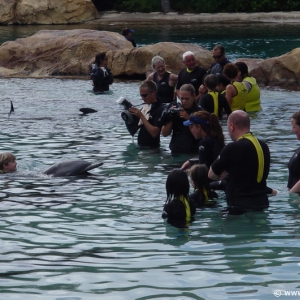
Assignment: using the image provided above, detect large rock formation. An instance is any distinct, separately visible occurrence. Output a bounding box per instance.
[0,0,99,24]
[0,29,132,77]
[0,29,299,87]
[236,51,300,87]
[0,29,213,78]
[108,42,214,77]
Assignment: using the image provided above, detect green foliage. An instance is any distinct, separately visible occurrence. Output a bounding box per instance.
[118,0,161,12]
[105,0,300,12]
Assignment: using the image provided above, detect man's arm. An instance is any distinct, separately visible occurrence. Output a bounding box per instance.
[289,179,300,193]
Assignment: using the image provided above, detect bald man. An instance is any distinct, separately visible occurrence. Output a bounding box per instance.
[208,110,272,214]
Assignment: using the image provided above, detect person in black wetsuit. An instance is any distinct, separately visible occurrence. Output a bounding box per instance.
[176,51,206,102]
[208,110,276,214]
[288,111,300,193]
[199,74,232,120]
[162,169,196,227]
[188,164,218,208]
[129,80,164,148]
[121,28,136,47]
[90,52,113,94]
[147,56,178,103]
[181,110,225,170]
[161,84,203,154]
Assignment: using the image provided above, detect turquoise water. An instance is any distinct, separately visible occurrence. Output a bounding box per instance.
[1,23,300,60]
[0,77,300,299]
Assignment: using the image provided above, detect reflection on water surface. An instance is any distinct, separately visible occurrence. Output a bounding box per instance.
[0,78,300,298]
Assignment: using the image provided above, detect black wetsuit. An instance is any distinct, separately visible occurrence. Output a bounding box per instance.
[153,72,175,103]
[211,137,270,212]
[162,197,196,227]
[199,92,232,119]
[168,104,202,153]
[288,146,300,189]
[176,66,206,96]
[198,135,224,169]
[127,37,136,47]
[189,189,218,208]
[91,66,113,93]
[137,101,164,147]
[206,58,231,75]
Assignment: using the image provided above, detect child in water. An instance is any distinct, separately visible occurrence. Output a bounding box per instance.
[188,164,217,208]
[0,152,17,173]
[162,169,196,226]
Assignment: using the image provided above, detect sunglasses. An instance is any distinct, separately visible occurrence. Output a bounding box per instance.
[140,91,154,98]
[213,54,223,59]
[140,93,149,98]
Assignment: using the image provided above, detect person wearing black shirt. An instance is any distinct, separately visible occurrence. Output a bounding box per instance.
[161,84,202,153]
[208,110,275,214]
[129,80,164,147]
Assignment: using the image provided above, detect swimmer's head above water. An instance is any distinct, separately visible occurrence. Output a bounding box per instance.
[0,152,17,173]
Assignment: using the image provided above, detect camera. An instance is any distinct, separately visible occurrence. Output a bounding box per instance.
[169,107,182,116]
[160,101,182,124]
[116,97,135,124]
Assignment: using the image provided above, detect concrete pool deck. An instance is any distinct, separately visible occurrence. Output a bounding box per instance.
[90,11,300,24]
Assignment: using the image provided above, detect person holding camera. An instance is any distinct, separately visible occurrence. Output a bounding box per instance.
[161,84,203,153]
[129,80,164,147]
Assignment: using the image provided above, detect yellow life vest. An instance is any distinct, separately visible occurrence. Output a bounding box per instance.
[208,91,219,116]
[179,195,191,221]
[238,132,264,182]
[243,76,262,112]
[231,81,247,111]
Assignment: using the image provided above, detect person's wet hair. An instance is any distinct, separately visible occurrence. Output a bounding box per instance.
[213,44,225,55]
[151,55,165,69]
[166,169,189,200]
[140,80,156,93]
[189,164,209,191]
[94,52,106,66]
[192,111,225,146]
[223,63,239,80]
[0,152,16,170]
[216,73,230,87]
[292,111,300,126]
[204,74,218,90]
[235,61,249,78]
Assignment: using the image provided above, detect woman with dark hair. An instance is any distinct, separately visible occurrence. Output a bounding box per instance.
[235,61,262,112]
[91,52,113,94]
[121,28,136,47]
[181,110,225,170]
[223,63,248,111]
[162,169,196,226]
[189,164,218,208]
[288,111,300,193]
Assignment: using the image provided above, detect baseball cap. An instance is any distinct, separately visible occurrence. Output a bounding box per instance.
[183,115,209,126]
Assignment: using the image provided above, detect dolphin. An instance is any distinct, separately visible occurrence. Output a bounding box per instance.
[8,101,14,117]
[79,108,98,115]
[43,160,103,177]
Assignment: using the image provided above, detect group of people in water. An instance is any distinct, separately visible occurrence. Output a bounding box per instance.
[2,43,300,228]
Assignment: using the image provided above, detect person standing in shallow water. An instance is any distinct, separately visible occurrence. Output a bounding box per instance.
[288,111,300,193]
[147,55,177,103]
[162,169,196,227]
[90,52,113,94]
[208,110,274,214]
